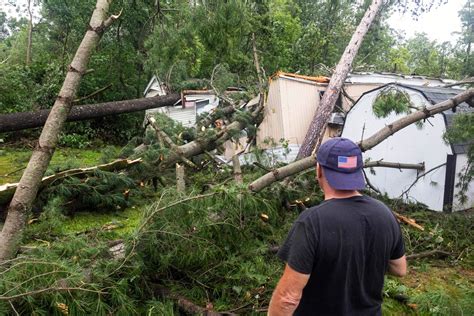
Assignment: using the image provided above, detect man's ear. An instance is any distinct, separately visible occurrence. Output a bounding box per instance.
[316,163,321,179]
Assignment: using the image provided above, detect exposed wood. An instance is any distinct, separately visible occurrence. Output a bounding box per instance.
[176,163,186,192]
[406,250,451,260]
[198,105,236,129]
[392,211,424,231]
[0,0,120,261]
[0,94,180,133]
[297,0,384,159]
[0,159,142,206]
[249,89,474,192]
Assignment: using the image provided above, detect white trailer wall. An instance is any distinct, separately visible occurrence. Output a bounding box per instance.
[342,88,453,211]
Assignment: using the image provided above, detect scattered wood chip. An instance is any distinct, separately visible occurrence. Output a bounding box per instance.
[393,211,424,231]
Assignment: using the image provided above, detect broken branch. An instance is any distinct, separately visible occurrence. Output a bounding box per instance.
[392,211,424,231]
[0,158,141,206]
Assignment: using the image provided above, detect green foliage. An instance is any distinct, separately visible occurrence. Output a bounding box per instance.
[374,195,474,266]
[372,87,413,118]
[39,170,137,213]
[135,186,291,309]
[444,113,474,205]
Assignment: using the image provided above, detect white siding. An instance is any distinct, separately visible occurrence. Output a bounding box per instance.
[279,78,322,145]
[342,88,452,212]
[158,106,196,127]
[453,154,474,211]
[257,78,285,147]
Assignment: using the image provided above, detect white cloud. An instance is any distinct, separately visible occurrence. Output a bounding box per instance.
[387,0,465,43]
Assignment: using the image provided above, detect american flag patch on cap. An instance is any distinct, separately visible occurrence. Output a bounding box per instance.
[338,156,357,169]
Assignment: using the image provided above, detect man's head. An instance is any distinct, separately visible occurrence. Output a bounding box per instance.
[316,137,365,192]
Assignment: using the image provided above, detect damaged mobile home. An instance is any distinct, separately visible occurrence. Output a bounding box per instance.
[342,84,473,212]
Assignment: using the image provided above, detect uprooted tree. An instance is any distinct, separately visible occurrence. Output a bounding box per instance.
[0,0,121,262]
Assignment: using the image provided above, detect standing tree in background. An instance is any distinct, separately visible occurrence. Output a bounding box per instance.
[0,0,120,261]
[459,0,473,77]
[26,0,33,65]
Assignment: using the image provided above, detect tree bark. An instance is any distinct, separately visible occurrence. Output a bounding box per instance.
[176,163,186,192]
[159,95,264,169]
[146,115,198,169]
[297,0,384,159]
[0,94,180,133]
[0,0,119,262]
[249,89,474,192]
[232,154,243,184]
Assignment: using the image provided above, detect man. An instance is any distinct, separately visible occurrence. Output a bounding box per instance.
[268,137,406,316]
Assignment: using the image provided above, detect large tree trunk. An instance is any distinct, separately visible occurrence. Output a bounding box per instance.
[249,89,474,192]
[0,94,179,133]
[0,0,119,261]
[297,0,384,159]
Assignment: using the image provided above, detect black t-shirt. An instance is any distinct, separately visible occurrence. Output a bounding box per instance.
[277,195,405,316]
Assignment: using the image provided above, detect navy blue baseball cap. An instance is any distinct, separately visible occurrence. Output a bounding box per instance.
[316,137,365,190]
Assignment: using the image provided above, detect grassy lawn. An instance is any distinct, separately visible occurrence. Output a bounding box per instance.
[0,147,472,315]
[0,147,112,185]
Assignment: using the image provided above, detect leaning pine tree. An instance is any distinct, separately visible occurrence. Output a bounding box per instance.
[0,0,120,261]
[297,0,384,159]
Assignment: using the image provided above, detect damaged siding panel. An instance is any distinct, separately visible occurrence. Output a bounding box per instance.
[280,78,322,145]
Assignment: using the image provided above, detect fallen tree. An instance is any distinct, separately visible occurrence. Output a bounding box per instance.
[0,0,120,262]
[249,88,474,192]
[156,95,264,169]
[0,94,180,133]
[0,158,141,206]
[297,0,384,158]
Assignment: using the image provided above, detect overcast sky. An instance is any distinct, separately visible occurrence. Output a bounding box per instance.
[387,0,465,43]
[1,0,467,44]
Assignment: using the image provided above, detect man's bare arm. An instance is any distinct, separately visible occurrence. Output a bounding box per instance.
[268,264,310,316]
[388,255,407,277]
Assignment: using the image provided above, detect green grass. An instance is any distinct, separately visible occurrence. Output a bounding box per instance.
[62,204,145,237]
[381,264,474,315]
[0,147,109,185]
[1,147,473,315]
